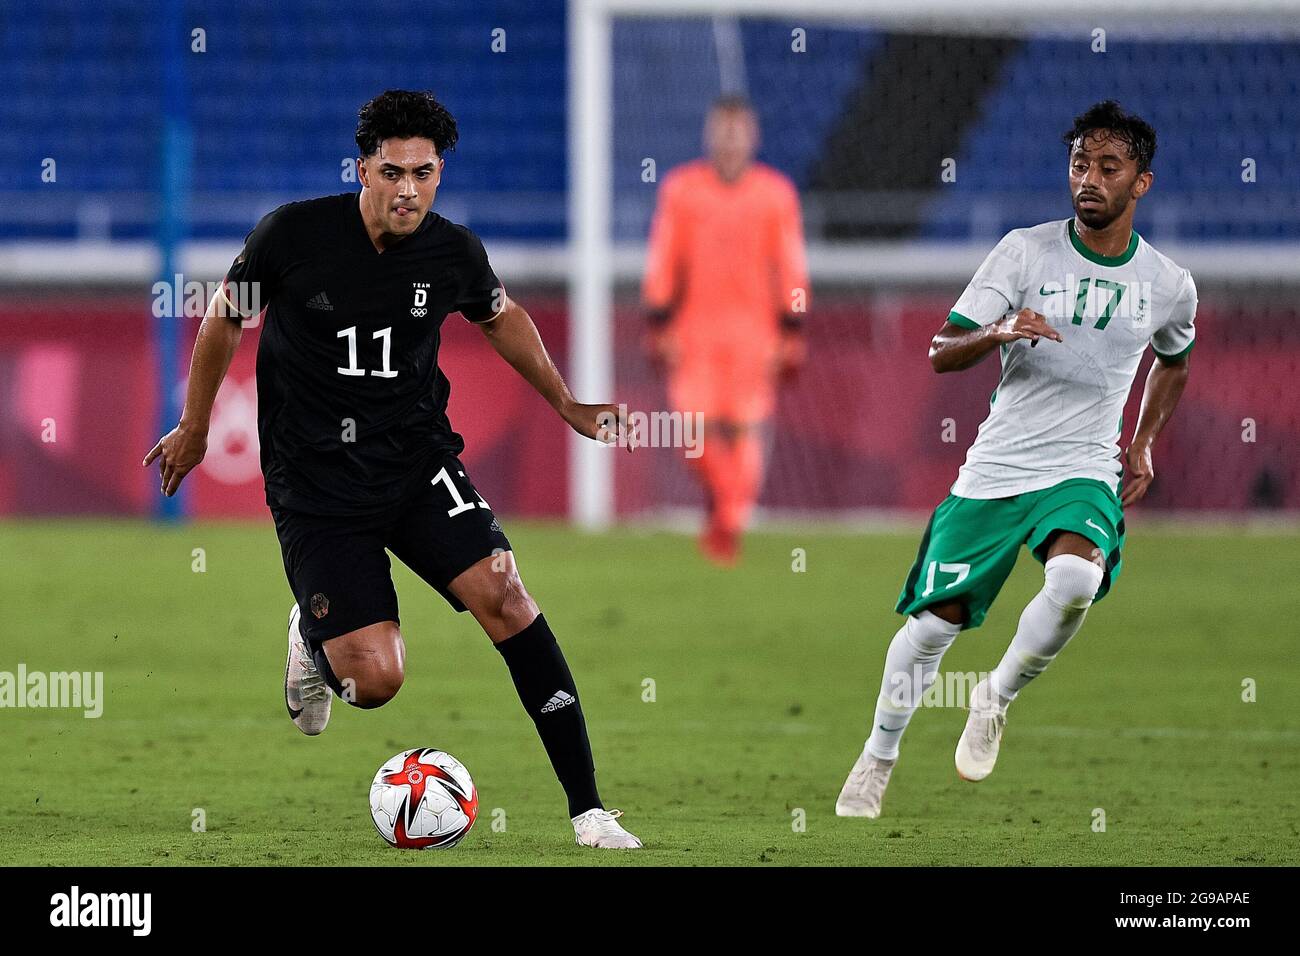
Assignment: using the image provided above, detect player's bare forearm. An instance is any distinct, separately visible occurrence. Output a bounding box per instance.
[479,298,575,415]
[143,291,244,495]
[1122,356,1190,507]
[1132,357,1189,447]
[929,322,1003,373]
[182,294,245,429]
[479,297,635,449]
[929,309,1062,373]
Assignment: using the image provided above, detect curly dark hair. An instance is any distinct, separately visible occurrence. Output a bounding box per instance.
[1063,100,1156,174]
[355,89,459,158]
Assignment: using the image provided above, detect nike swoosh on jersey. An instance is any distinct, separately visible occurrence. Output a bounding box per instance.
[1039,283,1065,295]
[1084,518,1109,539]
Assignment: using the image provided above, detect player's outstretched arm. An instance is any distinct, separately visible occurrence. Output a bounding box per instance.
[142,289,245,496]
[478,296,635,452]
[929,308,1062,373]
[1122,354,1191,507]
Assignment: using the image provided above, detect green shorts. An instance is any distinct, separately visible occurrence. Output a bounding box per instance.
[895,478,1125,630]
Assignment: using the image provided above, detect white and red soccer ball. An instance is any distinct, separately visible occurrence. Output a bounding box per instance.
[369,748,478,849]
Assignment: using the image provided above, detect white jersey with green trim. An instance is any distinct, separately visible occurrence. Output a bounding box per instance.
[947,217,1196,500]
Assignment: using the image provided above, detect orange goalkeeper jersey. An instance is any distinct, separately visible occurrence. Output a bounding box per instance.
[642,160,808,359]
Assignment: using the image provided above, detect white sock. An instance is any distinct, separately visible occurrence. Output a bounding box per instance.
[990,554,1104,702]
[865,611,962,760]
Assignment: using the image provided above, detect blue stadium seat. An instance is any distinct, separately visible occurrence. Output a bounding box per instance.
[919,38,1300,241]
[0,0,567,240]
[0,4,1295,243]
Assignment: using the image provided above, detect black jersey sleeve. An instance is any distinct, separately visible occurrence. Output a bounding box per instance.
[222,206,287,318]
[455,228,505,323]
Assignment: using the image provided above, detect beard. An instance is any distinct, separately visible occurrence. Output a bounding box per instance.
[1073,191,1130,229]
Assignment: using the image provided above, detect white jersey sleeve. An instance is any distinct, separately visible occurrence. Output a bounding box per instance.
[1150,268,1197,363]
[950,231,1026,327]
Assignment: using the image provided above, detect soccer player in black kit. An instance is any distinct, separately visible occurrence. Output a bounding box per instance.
[143,90,642,849]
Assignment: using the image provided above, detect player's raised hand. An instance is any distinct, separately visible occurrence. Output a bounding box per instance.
[994,308,1062,348]
[1121,440,1155,507]
[775,333,807,384]
[568,401,639,453]
[143,421,208,496]
[642,329,676,377]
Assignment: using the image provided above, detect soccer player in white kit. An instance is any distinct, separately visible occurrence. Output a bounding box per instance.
[837,101,1196,818]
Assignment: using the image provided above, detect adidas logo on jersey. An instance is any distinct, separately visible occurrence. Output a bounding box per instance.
[305,292,334,311]
[541,690,575,714]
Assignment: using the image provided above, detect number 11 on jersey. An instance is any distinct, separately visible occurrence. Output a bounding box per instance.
[337,326,398,378]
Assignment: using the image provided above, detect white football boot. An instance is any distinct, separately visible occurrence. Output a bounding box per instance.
[835,749,896,818]
[285,603,332,736]
[572,808,643,849]
[955,678,1009,781]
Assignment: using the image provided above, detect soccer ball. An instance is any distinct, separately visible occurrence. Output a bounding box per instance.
[369,748,478,849]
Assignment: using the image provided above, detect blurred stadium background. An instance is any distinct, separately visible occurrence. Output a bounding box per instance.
[1,0,1296,526]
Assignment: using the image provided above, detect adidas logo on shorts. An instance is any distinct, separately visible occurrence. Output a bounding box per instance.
[540,690,575,714]
[305,291,334,311]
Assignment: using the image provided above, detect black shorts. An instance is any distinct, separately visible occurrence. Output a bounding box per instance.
[272,454,511,649]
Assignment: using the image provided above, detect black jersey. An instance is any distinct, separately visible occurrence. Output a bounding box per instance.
[223,193,503,515]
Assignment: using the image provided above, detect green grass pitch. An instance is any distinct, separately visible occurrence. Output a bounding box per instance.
[1,519,1297,866]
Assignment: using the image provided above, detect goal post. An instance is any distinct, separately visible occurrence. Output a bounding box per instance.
[569,3,615,529]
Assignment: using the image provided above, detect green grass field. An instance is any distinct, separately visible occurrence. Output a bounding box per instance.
[1,519,1297,866]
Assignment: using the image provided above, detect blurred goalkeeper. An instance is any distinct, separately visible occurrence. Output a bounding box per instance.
[641,94,809,564]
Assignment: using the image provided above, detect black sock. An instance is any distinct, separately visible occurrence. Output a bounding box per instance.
[495,614,602,818]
